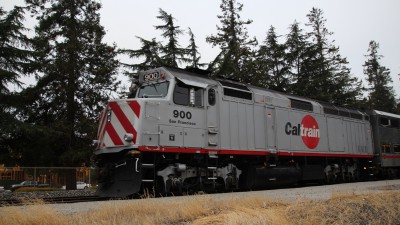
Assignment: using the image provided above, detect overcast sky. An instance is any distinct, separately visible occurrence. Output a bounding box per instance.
[3,0,400,96]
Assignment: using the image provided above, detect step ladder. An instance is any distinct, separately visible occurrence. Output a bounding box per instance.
[140,154,156,195]
[207,153,219,189]
[141,163,155,183]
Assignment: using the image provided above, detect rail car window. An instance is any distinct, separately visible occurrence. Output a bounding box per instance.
[393,144,400,153]
[350,113,363,120]
[289,99,313,112]
[223,88,252,100]
[138,81,169,98]
[393,145,400,153]
[379,117,399,128]
[218,80,252,100]
[323,106,338,115]
[173,81,203,107]
[380,117,390,126]
[381,144,391,153]
[339,110,350,118]
[390,119,399,128]
[218,80,250,91]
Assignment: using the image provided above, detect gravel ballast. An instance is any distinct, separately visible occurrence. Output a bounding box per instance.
[1,179,400,215]
[0,189,96,201]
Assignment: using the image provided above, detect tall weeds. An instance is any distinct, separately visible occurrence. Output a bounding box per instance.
[0,191,399,225]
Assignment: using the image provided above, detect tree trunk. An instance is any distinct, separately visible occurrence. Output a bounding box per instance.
[65,169,77,190]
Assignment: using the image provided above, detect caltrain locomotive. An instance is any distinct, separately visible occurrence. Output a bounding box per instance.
[93,67,400,197]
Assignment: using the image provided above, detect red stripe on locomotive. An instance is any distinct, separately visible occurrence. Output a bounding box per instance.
[128,100,141,118]
[105,122,124,146]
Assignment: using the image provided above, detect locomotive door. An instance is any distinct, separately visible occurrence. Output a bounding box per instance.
[266,107,276,149]
[206,88,219,148]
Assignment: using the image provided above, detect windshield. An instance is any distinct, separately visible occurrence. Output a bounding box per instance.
[137,81,169,98]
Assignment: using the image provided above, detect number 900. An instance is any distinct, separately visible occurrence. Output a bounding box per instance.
[173,110,192,119]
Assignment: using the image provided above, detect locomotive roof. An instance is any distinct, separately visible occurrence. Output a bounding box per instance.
[159,67,366,117]
[165,67,217,87]
[373,110,400,119]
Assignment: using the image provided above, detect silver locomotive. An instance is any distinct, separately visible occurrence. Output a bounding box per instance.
[94,67,400,197]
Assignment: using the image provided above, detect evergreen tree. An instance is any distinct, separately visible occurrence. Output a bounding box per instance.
[285,21,310,94]
[206,0,257,80]
[119,37,163,79]
[122,8,190,76]
[0,6,35,165]
[257,26,289,91]
[186,28,206,69]
[363,40,396,112]
[0,7,33,95]
[155,8,187,67]
[24,0,119,168]
[304,8,361,105]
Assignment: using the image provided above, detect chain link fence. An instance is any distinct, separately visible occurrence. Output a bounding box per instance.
[0,166,97,191]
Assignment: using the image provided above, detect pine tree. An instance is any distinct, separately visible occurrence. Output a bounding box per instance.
[257,26,289,91]
[285,21,310,94]
[0,7,33,95]
[186,28,206,69]
[363,40,396,112]
[155,8,187,67]
[119,37,163,79]
[206,0,257,80]
[24,0,119,168]
[0,6,35,165]
[304,8,361,105]
[121,9,194,78]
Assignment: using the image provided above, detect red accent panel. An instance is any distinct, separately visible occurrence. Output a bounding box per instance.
[128,100,141,118]
[382,155,400,159]
[98,109,109,148]
[137,146,374,158]
[105,123,124,146]
[109,102,138,143]
[138,146,270,156]
[277,151,373,158]
[97,110,107,139]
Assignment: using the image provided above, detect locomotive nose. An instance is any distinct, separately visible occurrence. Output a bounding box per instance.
[96,99,141,150]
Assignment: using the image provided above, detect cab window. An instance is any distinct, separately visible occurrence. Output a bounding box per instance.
[138,81,169,98]
[173,81,203,107]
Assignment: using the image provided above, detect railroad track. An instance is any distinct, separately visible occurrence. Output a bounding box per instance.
[0,196,111,206]
[1,180,400,208]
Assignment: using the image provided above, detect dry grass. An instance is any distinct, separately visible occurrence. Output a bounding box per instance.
[1,191,399,225]
[287,191,400,225]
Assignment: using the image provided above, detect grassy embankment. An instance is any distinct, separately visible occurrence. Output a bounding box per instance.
[1,191,399,225]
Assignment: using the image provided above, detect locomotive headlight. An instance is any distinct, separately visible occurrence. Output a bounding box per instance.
[106,110,112,122]
[124,133,134,142]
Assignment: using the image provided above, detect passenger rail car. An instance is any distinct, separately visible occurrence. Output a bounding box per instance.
[93,67,400,197]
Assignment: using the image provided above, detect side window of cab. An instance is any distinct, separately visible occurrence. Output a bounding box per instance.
[208,88,216,106]
[173,81,203,107]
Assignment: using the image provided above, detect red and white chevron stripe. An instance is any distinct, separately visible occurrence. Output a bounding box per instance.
[97,100,141,148]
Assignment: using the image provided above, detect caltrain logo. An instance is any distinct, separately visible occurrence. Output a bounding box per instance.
[285,115,320,149]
